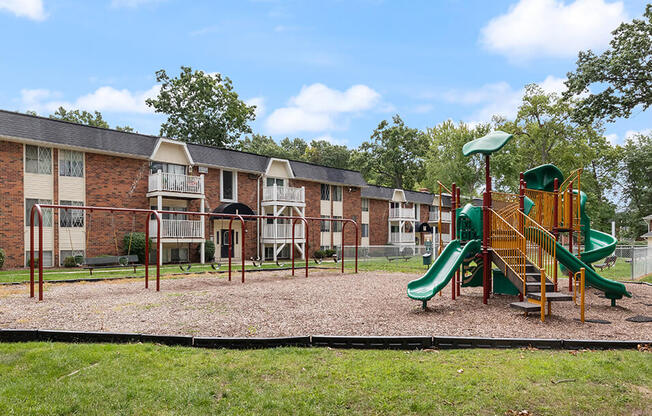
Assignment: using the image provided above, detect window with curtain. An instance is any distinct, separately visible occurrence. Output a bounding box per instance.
[25,198,53,226]
[25,145,52,174]
[332,186,342,202]
[361,224,369,237]
[59,150,84,177]
[59,200,84,227]
[320,184,330,201]
[320,215,330,232]
[266,177,284,187]
[361,198,369,212]
[222,170,235,201]
[333,216,342,232]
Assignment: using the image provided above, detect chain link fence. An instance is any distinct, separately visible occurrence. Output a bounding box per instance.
[616,245,652,280]
[340,245,430,261]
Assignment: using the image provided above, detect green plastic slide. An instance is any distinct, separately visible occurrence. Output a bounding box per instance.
[407,239,481,307]
[582,228,617,265]
[552,240,631,301]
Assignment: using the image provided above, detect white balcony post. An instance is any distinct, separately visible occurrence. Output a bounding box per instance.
[200,174,205,194]
[200,199,205,264]
[157,195,163,265]
[157,169,162,191]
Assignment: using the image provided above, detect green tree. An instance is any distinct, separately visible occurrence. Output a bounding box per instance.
[146,66,256,147]
[564,5,652,123]
[237,134,287,158]
[619,132,652,239]
[116,125,136,133]
[303,140,352,169]
[357,115,429,189]
[50,107,110,128]
[279,137,309,160]
[423,120,492,196]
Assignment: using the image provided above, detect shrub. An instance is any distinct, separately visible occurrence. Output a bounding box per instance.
[63,256,78,268]
[0,248,4,269]
[123,232,151,264]
[203,240,216,262]
[324,249,336,257]
[314,249,336,259]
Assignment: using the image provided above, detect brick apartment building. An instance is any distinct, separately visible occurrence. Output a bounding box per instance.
[0,110,455,269]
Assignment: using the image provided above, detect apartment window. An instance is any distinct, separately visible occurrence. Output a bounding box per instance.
[333,216,342,232]
[332,186,342,202]
[221,170,236,201]
[320,215,330,232]
[25,145,52,174]
[25,199,53,226]
[150,205,187,220]
[320,184,330,201]
[361,224,369,238]
[26,250,53,267]
[391,225,399,233]
[150,162,185,175]
[60,250,85,266]
[59,201,84,227]
[429,205,436,213]
[59,150,84,177]
[266,177,284,187]
[415,204,420,221]
[170,247,189,263]
[361,198,369,212]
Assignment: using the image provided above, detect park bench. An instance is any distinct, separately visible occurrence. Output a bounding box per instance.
[594,255,617,271]
[386,255,412,262]
[83,255,140,275]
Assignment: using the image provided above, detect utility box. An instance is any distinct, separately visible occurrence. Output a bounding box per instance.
[422,253,432,266]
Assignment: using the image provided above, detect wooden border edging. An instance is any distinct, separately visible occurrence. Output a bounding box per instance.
[0,330,649,350]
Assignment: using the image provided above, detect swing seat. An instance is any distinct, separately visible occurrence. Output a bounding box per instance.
[179,264,192,272]
[83,255,140,275]
[313,257,323,264]
[210,262,221,270]
[275,260,285,268]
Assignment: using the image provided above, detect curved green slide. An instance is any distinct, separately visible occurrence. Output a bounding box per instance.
[551,241,631,300]
[407,239,481,308]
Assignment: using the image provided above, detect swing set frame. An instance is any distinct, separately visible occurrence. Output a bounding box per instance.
[29,204,359,301]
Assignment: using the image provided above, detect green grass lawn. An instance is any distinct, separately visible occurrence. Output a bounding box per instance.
[0,342,649,415]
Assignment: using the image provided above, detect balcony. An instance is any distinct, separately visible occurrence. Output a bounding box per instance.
[390,232,416,244]
[149,219,204,239]
[389,207,416,220]
[262,223,305,241]
[148,172,204,195]
[262,185,305,205]
[429,211,452,223]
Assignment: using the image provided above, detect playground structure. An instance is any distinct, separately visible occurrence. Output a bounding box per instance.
[28,204,359,300]
[408,131,630,322]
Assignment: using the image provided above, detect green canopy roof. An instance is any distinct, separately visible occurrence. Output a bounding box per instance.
[462,131,513,156]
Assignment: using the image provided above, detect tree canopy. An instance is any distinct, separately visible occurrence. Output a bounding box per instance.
[564,5,652,123]
[146,66,256,147]
[49,107,135,132]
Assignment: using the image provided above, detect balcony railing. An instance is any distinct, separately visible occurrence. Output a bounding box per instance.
[148,171,204,194]
[150,219,204,239]
[262,223,305,240]
[390,232,416,244]
[262,185,305,204]
[389,207,416,220]
[429,211,452,222]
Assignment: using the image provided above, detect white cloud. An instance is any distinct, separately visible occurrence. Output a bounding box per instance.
[265,83,382,135]
[481,0,627,60]
[413,104,434,114]
[20,85,160,114]
[245,96,266,118]
[604,129,650,145]
[605,133,619,144]
[0,0,46,20]
[312,134,348,146]
[441,75,568,122]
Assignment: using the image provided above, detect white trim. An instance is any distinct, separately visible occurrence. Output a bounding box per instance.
[264,158,294,178]
[149,138,195,166]
[220,169,238,202]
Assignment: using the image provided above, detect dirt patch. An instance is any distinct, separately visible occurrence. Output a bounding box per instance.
[0,270,650,340]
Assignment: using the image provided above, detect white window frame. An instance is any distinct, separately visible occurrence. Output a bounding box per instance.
[25,145,52,175]
[220,169,238,202]
[25,198,53,227]
[361,198,369,212]
[332,186,342,202]
[59,150,84,177]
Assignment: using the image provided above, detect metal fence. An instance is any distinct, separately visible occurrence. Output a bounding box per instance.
[614,245,651,280]
[341,245,429,261]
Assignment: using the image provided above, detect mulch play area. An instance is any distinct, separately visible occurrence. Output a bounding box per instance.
[1,270,650,340]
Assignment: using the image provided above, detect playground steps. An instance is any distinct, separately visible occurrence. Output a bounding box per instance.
[527,292,573,302]
[509,301,540,313]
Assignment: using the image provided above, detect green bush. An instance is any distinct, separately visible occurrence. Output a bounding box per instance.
[0,248,4,269]
[314,249,337,259]
[123,232,151,264]
[202,240,215,262]
[63,256,78,268]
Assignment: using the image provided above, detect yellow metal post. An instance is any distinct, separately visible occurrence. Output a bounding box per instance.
[580,267,585,323]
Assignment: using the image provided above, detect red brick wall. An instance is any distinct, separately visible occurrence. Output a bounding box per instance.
[368,198,389,245]
[291,179,321,257]
[238,171,258,259]
[85,153,150,258]
[343,186,362,245]
[0,141,24,269]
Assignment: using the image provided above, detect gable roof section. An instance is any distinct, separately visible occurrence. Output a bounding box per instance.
[0,109,157,157]
[362,184,441,206]
[188,143,269,173]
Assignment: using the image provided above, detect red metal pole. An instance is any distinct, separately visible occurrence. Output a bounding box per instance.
[29,206,35,298]
[304,218,309,277]
[155,212,161,291]
[240,216,245,283]
[340,219,345,274]
[456,186,461,297]
[553,178,559,292]
[451,183,456,300]
[355,221,358,274]
[36,205,43,301]
[228,217,233,282]
[145,212,149,289]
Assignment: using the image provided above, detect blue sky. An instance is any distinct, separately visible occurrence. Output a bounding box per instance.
[1,0,649,147]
